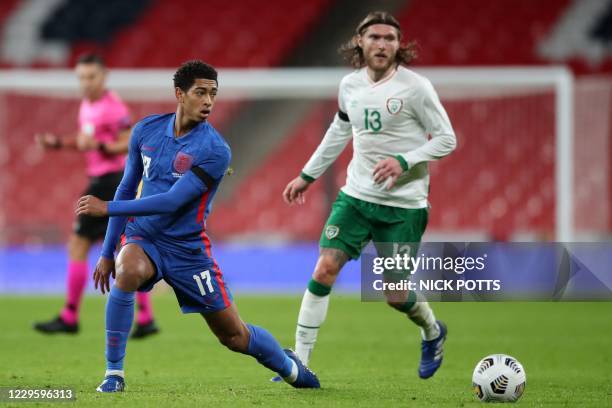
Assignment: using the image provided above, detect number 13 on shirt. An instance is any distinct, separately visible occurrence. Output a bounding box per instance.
[364,108,382,132]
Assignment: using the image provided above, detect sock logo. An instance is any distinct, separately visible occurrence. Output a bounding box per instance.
[325,225,339,239]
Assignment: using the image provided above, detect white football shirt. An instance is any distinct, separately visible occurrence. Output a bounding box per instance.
[302,65,456,209]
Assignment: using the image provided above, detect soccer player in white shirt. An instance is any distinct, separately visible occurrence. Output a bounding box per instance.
[281,11,456,379]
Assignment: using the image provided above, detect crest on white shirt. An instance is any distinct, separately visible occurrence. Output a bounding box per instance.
[386,98,403,115]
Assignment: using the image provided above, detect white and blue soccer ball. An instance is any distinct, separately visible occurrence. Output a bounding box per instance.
[472,354,526,402]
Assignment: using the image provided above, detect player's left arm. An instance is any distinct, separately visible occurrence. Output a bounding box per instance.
[374,79,457,189]
[399,78,457,168]
[77,144,231,217]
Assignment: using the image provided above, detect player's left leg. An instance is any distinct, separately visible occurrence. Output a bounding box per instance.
[202,304,319,388]
[384,287,446,379]
[372,207,446,379]
[102,172,161,339]
[97,241,160,393]
[33,232,92,334]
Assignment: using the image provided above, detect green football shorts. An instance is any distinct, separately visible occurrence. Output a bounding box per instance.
[319,190,428,261]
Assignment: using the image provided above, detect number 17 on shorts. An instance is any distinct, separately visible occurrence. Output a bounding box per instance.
[173,266,232,313]
[193,270,214,296]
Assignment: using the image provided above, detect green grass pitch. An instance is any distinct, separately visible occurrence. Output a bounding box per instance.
[0,295,610,407]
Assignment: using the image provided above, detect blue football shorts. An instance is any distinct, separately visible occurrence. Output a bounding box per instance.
[122,225,233,314]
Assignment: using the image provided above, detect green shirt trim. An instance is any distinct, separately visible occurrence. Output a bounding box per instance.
[395,155,409,172]
[300,172,316,183]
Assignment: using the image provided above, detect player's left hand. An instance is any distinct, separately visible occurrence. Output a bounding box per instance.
[373,157,403,190]
[76,195,108,217]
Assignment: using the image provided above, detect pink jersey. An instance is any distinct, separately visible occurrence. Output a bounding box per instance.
[78,90,131,177]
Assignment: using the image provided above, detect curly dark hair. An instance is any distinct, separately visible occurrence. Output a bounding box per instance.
[339,11,417,69]
[173,60,218,92]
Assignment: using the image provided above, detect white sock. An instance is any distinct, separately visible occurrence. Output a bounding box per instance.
[283,360,299,384]
[104,369,124,378]
[295,289,330,366]
[407,296,440,341]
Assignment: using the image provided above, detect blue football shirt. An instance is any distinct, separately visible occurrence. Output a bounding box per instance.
[104,113,230,255]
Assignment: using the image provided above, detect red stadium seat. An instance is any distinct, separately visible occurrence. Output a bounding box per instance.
[397,0,570,67]
[67,0,331,68]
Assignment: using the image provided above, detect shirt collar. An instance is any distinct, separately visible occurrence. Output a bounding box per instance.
[165,113,209,144]
[364,66,398,87]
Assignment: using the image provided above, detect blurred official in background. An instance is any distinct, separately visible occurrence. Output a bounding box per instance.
[33,53,159,339]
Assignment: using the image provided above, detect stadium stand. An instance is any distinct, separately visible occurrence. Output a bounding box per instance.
[0,95,241,244]
[0,0,19,28]
[212,0,612,240]
[0,0,610,244]
[210,93,559,240]
[209,104,341,240]
[0,0,20,68]
[67,0,332,68]
[397,0,570,66]
[0,0,333,244]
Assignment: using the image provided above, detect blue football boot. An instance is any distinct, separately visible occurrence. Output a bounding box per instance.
[96,375,125,392]
[418,320,447,379]
[284,349,320,388]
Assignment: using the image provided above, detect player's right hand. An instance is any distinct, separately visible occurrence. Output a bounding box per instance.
[283,176,310,205]
[35,133,60,149]
[93,256,115,295]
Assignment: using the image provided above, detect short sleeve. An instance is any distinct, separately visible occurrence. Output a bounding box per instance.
[190,142,231,190]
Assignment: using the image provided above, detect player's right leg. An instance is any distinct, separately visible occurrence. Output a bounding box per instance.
[33,233,92,334]
[292,248,348,367]
[151,240,318,389]
[293,191,368,367]
[97,242,158,393]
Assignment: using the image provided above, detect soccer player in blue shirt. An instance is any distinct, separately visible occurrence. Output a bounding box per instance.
[77,60,320,392]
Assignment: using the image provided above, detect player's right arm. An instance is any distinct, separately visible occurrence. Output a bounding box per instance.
[283,82,352,205]
[36,131,102,151]
[94,124,143,293]
[36,132,79,150]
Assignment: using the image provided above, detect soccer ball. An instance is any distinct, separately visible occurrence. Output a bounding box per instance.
[472,354,526,402]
